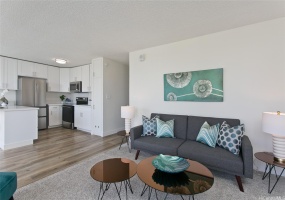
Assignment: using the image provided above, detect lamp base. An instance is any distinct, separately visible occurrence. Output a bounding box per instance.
[274,157,285,163]
[272,134,285,163]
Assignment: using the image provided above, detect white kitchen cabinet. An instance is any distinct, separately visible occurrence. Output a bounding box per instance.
[18,60,47,78]
[81,65,91,92]
[47,66,60,92]
[48,105,62,127]
[18,60,34,77]
[74,105,91,132]
[70,66,82,82]
[0,56,18,90]
[60,68,70,92]
[34,63,48,79]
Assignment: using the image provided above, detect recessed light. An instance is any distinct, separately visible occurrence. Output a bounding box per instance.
[55,58,67,64]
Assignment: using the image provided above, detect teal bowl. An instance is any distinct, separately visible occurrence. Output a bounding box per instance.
[152,154,190,173]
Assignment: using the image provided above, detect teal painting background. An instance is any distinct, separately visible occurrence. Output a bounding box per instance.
[164,68,223,102]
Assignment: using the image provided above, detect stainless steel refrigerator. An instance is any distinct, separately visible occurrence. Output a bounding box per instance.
[16,77,47,130]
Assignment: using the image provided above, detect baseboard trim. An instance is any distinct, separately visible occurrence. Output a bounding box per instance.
[1,140,33,150]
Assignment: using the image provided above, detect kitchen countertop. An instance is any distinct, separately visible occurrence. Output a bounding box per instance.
[0,106,39,112]
[47,103,64,106]
[74,105,91,107]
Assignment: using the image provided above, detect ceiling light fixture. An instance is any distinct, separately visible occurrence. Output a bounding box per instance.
[55,58,67,64]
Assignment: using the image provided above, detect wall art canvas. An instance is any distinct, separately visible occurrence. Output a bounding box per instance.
[164,68,223,102]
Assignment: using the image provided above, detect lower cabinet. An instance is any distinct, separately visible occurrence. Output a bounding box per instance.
[74,105,91,132]
[48,105,62,128]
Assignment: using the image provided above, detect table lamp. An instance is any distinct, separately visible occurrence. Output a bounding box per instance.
[262,111,285,163]
[121,106,135,135]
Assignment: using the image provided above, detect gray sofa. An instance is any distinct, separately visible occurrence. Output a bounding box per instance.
[130,113,253,192]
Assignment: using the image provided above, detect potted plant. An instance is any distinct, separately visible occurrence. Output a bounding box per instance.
[60,95,66,103]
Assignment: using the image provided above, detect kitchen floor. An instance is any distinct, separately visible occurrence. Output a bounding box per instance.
[0,127,122,188]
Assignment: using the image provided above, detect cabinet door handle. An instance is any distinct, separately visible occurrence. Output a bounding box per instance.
[51,111,53,115]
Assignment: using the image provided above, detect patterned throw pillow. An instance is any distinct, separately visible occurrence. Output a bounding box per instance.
[142,115,159,136]
[217,121,244,155]
[196,121,219,148]
[156,118,175,138]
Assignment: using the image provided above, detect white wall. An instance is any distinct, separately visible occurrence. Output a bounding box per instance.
[103,58,129,135]
[129,18,285,172]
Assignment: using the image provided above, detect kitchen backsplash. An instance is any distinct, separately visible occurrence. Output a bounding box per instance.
[0,89,91,105]
[0,90,16,105]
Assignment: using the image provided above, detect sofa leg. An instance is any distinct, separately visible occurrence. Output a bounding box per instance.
[235,175,244,192]
[135,150,140,160]
[9,196,14,200]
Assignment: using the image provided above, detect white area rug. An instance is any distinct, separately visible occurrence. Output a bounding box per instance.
[15,144,285,200]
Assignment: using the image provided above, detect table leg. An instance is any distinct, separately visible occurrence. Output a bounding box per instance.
[268,166,285,194]
[98,182,103,200]
[148,187,153,200]
[126,136,131,153]
[114,183,122,200]
[98,183,110,200]
[141,184,148,196]
[125,179,133,194]
[119,136,125,150]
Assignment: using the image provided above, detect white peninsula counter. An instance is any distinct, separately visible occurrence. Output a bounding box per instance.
[0,106,39,150]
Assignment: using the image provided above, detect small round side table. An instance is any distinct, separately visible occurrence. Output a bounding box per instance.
[254,152,285,194]
[117,131,131,153]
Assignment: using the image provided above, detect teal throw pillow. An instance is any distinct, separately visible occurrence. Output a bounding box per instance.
[196,121,220,148]
[142,115,159,136]
[217,121,244,155]
[156,118,175,138]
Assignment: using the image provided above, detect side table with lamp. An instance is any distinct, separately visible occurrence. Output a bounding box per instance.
[119,106,135,153]
[256,111,285,193]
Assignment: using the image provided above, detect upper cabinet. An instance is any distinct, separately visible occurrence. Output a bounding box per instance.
[47,66,60,92]
[34,63,48,79]
[81,65,91,92]
[18,60,47,79]
[70,66,81,82]
[60,68,70,92]
[0,56,18,90]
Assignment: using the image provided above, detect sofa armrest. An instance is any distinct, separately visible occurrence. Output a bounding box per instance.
[130,125,143,149]
[241,135,253,178]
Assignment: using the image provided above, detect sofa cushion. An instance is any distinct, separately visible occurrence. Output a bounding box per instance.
[196,121,219,148]
[151,113,188,139]
[178,140,243,176]
[217,121,244,155]
[133,136,185,156]
[142,115,159,136]
[187,116,240,141]
[156,118,175,138]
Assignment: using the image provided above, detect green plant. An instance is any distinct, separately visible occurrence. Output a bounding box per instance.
[60,95,66,101]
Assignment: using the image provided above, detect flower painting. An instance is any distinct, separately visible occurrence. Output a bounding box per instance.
[164,68,223,102]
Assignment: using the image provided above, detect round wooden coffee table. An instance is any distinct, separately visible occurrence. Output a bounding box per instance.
[137,156,214,200]
[90,158,137,200]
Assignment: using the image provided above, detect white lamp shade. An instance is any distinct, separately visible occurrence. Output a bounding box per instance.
[121,106,135,119]
[262,112,285,136]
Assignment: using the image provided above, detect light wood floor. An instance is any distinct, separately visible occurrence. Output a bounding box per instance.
[0,127,123,188]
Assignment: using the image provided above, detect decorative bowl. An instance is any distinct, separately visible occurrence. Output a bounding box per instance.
[152,154,190,173]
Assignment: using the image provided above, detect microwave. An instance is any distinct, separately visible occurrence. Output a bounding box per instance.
[70,81,82,93]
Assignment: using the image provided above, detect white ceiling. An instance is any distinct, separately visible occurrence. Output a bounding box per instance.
[0,1,285,67]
